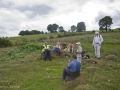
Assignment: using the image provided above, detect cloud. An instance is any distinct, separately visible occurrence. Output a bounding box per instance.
[95,5,120,28]
[16,5,53,18]
[0,0,120,37]
[0,0,14,8]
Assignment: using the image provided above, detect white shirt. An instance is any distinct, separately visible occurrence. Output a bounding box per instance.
[77,46,82,57]
[92,35,103,45]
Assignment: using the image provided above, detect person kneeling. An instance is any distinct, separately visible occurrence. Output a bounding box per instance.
[62,54,81,81]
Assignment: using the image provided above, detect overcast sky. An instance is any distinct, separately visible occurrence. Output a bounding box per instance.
[0,0,120,37]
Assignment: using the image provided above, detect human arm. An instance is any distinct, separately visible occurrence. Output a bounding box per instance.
[92,36,95,46]
[67,60,72,68]
[99,35,103,45]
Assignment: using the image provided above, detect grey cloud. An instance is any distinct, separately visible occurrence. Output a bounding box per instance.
[16,5,53,18]
[0,30,8,36]
[95,11,107,23]
[95,10,120,27]
[109,0,114,2]
[112,10,120,26]
[0,0,53,18]
[0,0,14,8]
[21,25,32,30]
[0,25,6,29]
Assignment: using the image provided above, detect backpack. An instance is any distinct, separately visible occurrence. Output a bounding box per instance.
[94,35,102,41]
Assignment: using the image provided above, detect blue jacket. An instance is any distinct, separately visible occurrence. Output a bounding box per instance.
[68,59,80,72]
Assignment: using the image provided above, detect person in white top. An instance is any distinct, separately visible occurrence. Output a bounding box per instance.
[92,31,103,59]
[76,42,82,63]
[55,42,61,56]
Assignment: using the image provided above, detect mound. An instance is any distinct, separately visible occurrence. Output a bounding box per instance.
[64,74,85,89]
[105,54,117,61]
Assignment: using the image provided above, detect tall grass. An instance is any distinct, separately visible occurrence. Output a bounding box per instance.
[0,30,120,90]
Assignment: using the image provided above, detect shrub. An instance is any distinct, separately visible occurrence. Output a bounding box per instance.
[0,38,13,48]
[57,34,63,38]
[49,35,54,39]
[40,37,48,42]
[19,43,43,52]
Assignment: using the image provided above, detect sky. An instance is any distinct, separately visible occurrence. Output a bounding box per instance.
[0,0,120,37]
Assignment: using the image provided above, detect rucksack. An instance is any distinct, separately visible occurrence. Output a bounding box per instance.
[94,35,102,41]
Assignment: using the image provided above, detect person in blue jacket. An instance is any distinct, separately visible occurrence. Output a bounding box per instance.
[62,54,81,80]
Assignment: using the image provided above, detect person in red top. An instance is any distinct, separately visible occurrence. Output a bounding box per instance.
[68,42,74,53]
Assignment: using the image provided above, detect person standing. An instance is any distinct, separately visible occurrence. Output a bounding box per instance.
[76,42,82,63]
[92,31,103,59]
[42,42,52,61]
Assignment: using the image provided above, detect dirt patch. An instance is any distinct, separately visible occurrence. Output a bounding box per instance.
[86,66,98,72]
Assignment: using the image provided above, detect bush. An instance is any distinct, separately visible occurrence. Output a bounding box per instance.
[19,43,43,52]
[0,38,13,48]
[57,34,63,38]
[7,43,43,59]
[49,35,54,39]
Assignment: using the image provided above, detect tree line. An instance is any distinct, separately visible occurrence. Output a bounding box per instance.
[18,16,113,36]
[47,22,86,33]
[19,30,44,36]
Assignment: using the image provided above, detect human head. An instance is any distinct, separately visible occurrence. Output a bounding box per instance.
[44,42,47,45]
[72,54,77,59]
[57,42,60,45]
[95,31,99,35]
[76,42,81,46]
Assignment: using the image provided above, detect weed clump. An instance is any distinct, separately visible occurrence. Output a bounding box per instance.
[64,74,86,89]
[105,54,117,61]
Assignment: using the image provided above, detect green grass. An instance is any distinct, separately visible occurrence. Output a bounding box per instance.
[0,30,120,90]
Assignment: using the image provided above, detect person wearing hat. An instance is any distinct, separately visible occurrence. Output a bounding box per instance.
[92,31,103,59]
[76,42,82,63]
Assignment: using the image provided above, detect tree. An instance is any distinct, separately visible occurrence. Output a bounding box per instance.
[98,16,113,32]
[47,24,54,33]
[47,24,59,33]
[58,26,65,32]
[77,22,86,32]
[70,25,76,32]
[19,30,25,36]
[53,24,59,32]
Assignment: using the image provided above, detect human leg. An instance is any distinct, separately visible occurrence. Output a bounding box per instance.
[43,51,47,61]
[94,44,97,57]
[47,51,52,61]
[56,48,61,56]
[62,68,70,80]
[96,44,101,58]
[77,57,82,63]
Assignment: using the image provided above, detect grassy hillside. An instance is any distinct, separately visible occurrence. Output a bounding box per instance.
[0,30,120,90]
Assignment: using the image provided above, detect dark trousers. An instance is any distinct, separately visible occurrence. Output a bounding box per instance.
[56,48,61,56]
[43,50,52,61]
[62,68,70,80]
[62,68,80,80]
